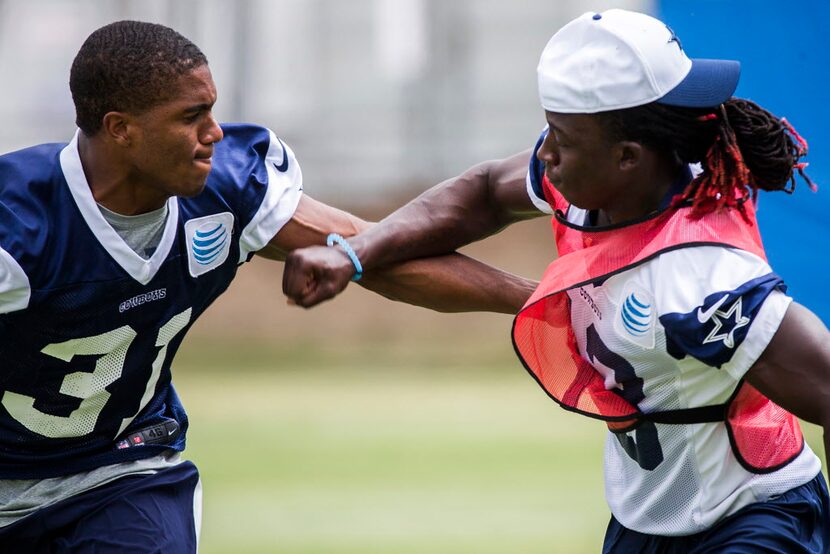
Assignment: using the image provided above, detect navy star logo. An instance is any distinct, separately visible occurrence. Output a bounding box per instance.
[702,296,750,349]
[665,24,683,52]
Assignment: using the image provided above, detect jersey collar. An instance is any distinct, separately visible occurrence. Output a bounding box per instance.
[59,130,180,285]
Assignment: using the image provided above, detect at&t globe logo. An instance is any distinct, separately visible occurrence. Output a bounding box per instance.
[184,212,234,277]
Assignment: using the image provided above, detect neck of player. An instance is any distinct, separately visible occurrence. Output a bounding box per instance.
[78,133,170,216]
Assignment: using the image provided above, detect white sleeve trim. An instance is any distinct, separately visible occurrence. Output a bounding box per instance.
[525,172,553,214]
[723,290,792,382]
[238,129,304,263]
[0,246,30,313]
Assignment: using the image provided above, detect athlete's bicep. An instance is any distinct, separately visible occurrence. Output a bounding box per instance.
[257,195,371,261]
[488,148,550,223]
[746,302,830,426]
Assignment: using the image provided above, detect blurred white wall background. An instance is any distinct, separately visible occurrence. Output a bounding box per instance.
[0,0,647,208]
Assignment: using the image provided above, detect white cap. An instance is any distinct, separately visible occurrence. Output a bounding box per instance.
[537,9,740,113]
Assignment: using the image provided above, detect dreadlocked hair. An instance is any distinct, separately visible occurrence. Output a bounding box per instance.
[597,98,816,219]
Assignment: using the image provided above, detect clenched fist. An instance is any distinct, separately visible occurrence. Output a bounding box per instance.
[282,245,358,308]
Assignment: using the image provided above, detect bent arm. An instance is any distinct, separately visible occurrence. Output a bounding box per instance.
[360,256,536,314]
[283,149,547,307]
[349,148,542,270]
[745,302,830,464]
[259,195,537,314]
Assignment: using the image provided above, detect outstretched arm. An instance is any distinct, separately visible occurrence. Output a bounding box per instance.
[257,195,538,314]
[746,302,830,465]
[283,148,546,308]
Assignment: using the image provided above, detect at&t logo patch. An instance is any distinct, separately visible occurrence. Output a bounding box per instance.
[185,212,234,277]
[614,282,655,349]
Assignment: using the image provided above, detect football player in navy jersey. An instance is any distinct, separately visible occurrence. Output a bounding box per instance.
[0,20,536,553]
[284,9,830,553]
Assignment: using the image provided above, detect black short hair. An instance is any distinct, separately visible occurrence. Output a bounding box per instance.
[69,20,208,135]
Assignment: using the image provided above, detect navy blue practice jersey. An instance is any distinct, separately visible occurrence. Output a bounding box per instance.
[0,124,302,478]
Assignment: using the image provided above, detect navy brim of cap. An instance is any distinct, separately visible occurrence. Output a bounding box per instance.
[657,59,741,108]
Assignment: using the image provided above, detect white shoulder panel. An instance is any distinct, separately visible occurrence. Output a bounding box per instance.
[651,246,773,316]
[238,129,304,262]
[0,246,31,314]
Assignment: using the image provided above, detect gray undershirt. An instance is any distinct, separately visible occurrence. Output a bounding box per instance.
[0,453,183,528]
[98,202,169,259]
[0,203,182,528]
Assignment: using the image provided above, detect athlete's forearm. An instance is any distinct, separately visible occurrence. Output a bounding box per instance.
[359,253,537,314]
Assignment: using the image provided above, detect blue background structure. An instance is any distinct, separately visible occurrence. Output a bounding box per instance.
[658,0,829,323]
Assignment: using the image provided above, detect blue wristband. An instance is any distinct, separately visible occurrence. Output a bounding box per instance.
[326,233,363,282]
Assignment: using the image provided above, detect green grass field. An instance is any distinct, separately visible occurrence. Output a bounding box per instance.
[172,339,826,554]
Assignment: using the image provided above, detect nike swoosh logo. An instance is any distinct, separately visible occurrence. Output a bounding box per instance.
[697,294,730,323]
[273,138,289,172]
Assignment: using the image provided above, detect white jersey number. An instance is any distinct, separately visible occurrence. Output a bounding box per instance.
[1,308,191,439]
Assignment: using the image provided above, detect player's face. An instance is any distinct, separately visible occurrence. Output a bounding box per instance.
[537,111,628,215]
[127,64,223,200]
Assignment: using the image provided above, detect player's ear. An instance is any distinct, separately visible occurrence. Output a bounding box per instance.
[101,112,132,146]
[616,141,643,172]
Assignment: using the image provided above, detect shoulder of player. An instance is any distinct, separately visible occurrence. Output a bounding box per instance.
[213,123,276,161]
[652,245,770,277]
[0,143,65,252]
[648,245,776,313]
[0,146,53,310]
[0,142,66,196]
[202,123,290,187]
[180,124,298,223]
